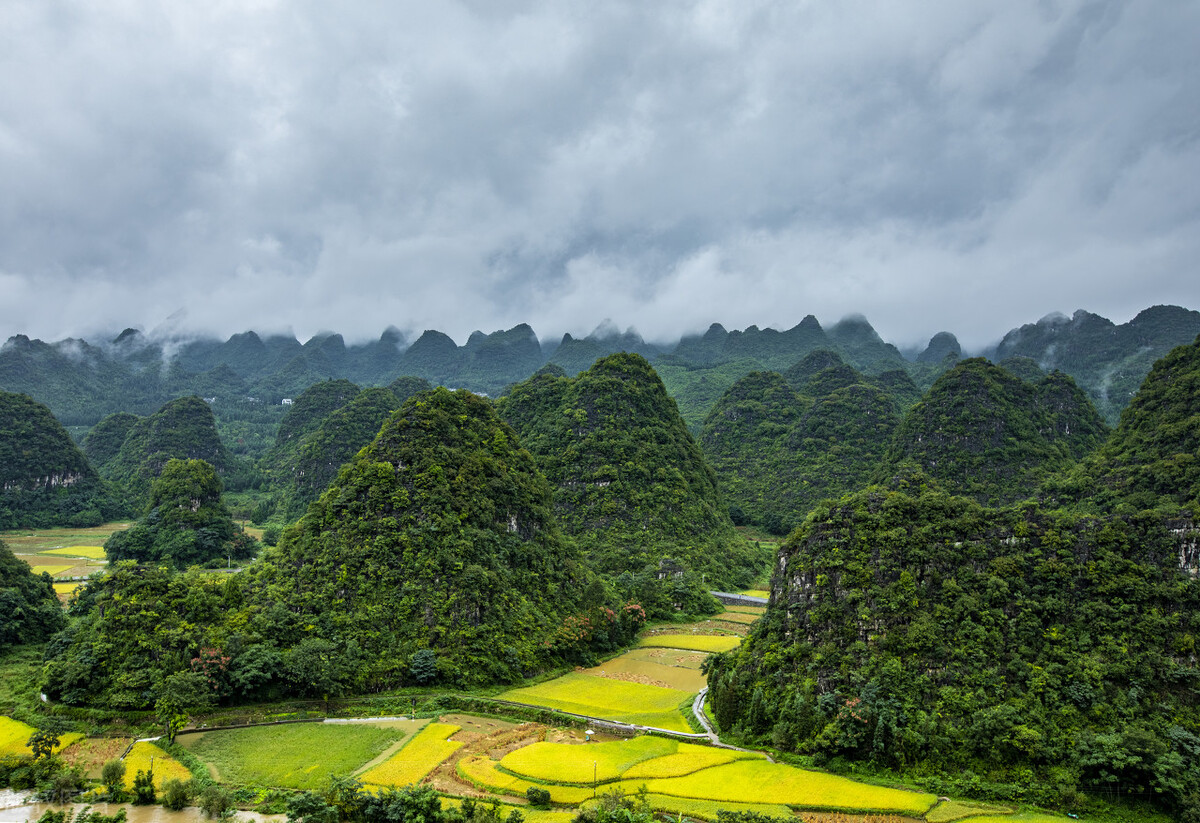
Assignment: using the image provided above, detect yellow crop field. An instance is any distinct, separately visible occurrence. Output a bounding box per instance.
[41,546,106,559]
[500,673,694,732]
[0,717,82,757]
[24,563,73,577]
[53,582,82,596]
[457,755,593,805]
[501,736,676,784]
[620,793,792,821]
[632,759,936,815]
[637,635,741,653]
[956,815,1068,823]
[360,722,462,787]
[621,743,761,779]
[122,741,192,789]
[578,656,707,692]
[712,611,759,625]
[738,590,770,599]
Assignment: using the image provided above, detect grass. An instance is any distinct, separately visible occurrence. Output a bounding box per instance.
[927,800,1014,822]
[500,736,677,784]
[499,673,694,732]
[122,741,192,789]
[0,648,44,714]
[40,545,107,559]
[636,635,741,653]
[179,721,407,790]
[359,722,463,787]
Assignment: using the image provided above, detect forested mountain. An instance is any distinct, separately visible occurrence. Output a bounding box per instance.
[707,483,1200,814]
[43,388,624,705]
[705,336,1200,817]
[1044,331,1200,516]
[499,353,767,594]
[104,458,257,568]
[990,304,1200,423]
[0,391,114,529]
[99,395,233,511]
[0,539,66,651]
[883,359,1109,506]
[700,366,901,535]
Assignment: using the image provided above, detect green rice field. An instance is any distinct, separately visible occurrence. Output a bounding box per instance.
[179,719,412,789]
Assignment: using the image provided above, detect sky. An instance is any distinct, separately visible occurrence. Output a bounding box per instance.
[1,1,1198,353]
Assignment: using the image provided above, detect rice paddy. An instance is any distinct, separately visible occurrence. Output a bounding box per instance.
[40,545,107,559]
[179,719,410,789]
[360,722,463,787]
[0,716,83,757]
[499,673,694,732]
[577,654,708,692]
[738,589,771,599]
[456,754,595,805]
[492,736,935,816]
[122,741,192,789]
[926,800,1015,822]
[711,610,760,624]
[636,634,741,653]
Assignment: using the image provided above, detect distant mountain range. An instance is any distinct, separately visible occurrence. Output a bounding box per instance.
[1,305,1197,431]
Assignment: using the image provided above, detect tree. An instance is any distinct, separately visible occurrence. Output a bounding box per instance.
[408,649,438,685]
[26,727,61,761]
[155,670,216,744]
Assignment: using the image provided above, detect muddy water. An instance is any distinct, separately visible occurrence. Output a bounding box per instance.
[0,791,283,823]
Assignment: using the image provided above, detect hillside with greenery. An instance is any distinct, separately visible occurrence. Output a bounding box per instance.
[0,391,115,529]
[42,388,632,707]
[883,359,1109,506]
[499,353,768,595]
[104,458,258,569]
[99,395,233,512]
[1044,332,1200,516]
[0,539,67,651]
[991,304,1200,423]
[706,482,1200,817]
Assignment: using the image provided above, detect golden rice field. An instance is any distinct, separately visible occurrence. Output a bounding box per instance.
[360,722,463,787]
[738,589,771,599]
[955,816,1068,823]
[502,736,677,784]
[457,754,594,805]
[636,634,741,653]
[122,741,192,789]
[578,655,707,692]
[499,673,693,732]
[40,545,107,559]
[712,610,760,625]
[496,737,936,817]
[22,563,74,577]
[724,605,766,615]
[0,716,83,758]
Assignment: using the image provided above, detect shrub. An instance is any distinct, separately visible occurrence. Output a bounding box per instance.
[161,777,191,811]
[524,787,550,808]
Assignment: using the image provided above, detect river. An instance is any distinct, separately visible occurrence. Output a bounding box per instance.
[0,791,284,823]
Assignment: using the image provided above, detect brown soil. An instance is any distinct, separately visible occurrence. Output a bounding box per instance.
[60,737,133,779]
[423,719,547,799]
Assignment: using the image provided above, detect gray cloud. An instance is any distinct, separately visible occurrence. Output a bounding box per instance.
[1,0,1197,351]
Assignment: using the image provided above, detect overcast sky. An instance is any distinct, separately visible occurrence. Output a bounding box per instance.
[1,1,1197,352]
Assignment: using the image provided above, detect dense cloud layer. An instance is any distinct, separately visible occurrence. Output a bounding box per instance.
[1,1,1197,350]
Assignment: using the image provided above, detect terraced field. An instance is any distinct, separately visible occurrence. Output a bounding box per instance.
[0,716,83,757]
[360,722,463,788]
[122,741,192,789]
[490,736,937,817]
[500,673,694,732]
